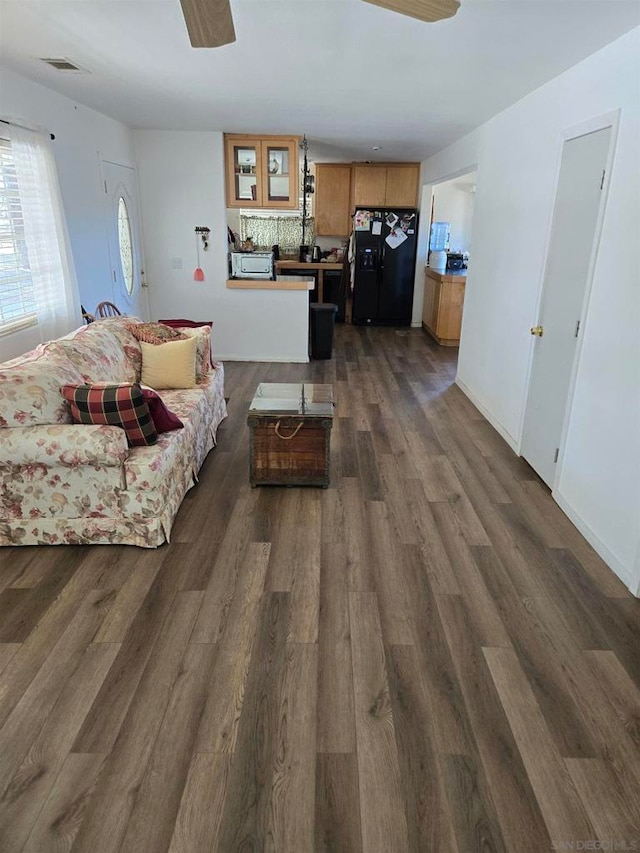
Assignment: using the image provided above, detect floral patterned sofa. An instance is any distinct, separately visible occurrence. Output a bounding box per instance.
[0,317,227,547]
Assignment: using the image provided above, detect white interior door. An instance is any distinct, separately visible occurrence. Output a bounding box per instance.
[102,160,149,319]
[521,126,612,486]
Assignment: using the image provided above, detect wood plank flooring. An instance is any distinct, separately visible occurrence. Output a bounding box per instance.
[1,323,639,852]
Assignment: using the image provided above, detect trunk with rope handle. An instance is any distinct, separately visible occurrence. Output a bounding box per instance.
[247,383,334,487]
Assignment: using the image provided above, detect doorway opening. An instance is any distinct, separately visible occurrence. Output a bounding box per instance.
[101,160,149,321]
[421,170,477,350]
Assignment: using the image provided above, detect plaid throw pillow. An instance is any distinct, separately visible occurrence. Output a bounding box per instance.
[126,322,188,346]
[60,383,157,446]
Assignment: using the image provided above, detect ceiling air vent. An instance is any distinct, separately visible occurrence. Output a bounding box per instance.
[40,58,88,73]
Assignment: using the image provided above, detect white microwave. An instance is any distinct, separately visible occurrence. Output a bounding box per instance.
[231,251,274,279]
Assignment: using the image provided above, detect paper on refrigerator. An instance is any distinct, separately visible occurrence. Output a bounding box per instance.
[385,227,407,249]
[354,210,372,231]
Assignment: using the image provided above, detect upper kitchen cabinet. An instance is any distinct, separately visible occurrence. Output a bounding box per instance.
[352,165,387,207]
[315,163,353,236]
[224,134,300,209]
[351,162,420,208]
[384,164,421,207]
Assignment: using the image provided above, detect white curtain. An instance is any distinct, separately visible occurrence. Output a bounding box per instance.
[240,214,315,251]
[9,125,81,341]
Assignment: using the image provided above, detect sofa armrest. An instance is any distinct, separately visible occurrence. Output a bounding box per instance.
[0,424,129,467]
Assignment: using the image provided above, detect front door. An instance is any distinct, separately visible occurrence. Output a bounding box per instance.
[521,126,612,486]
[102,160,149,319]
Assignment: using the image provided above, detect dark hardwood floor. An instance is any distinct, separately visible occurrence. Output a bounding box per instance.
[0,324,639,852]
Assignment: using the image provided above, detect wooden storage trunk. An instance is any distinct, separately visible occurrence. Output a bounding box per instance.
[247,383,333,487]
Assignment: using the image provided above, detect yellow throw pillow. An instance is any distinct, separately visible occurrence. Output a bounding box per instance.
[140,336,198,389]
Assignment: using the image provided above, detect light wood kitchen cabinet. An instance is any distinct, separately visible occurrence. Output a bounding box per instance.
[314,163,353,236]
[224,134,300,209]
[422,268,466,346]
[352,165,388,207]
[351,162,420,208]
[384,164,421,207]
[422,271,438,331]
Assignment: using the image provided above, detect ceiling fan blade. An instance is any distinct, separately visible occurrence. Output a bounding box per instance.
[179,0,236,48]
[362,0,460,23]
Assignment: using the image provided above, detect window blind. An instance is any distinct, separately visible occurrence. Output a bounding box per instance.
[0,137,36,334]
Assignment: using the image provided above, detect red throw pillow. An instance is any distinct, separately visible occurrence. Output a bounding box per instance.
[158,319,212,328]
[60,383,157,446]
[159,320,214,367]
[140,387,183,434]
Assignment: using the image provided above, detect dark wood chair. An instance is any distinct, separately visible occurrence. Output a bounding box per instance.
[95,301,122,318]
[81,305,95,324]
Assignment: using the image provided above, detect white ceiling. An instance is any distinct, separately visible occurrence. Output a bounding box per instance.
[0,0,638,161]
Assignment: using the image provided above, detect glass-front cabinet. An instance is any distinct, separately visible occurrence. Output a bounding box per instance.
[227,138,261,207]
[225,134,299,209]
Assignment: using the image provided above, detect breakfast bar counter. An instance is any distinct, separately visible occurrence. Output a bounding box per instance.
[226,275,315,290]
[223,276,315,362]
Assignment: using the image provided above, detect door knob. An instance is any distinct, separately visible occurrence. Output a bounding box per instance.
[530,325,544,337]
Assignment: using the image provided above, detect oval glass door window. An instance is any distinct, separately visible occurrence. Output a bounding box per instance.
[117,196,134,295]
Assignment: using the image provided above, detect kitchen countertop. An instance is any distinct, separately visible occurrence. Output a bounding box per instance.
[424,267,468,282]
[227,275,315,290]
[274,261,343,304]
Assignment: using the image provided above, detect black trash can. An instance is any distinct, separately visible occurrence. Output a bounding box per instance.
[309,303,338,359]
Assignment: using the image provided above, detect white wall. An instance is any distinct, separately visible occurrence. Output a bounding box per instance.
[0,65,136,360]
[418,27,640,594]
[134,130,311,361]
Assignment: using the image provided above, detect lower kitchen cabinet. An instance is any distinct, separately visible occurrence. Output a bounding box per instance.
[422,268,467,346]
[323,269,346,321]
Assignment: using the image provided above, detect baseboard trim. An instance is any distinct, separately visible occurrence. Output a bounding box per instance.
[455,377,638,597]
[455,378,519,454]
[553,492,637,596]
[213,354,309,363]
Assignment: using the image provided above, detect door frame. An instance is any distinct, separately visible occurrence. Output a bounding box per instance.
[99,156,149,318]
[412,163,478,328]
[519,109,620,492]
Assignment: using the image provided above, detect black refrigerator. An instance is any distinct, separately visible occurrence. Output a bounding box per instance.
[352,207,418,326]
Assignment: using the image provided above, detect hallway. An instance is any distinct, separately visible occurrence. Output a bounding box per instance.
[0,324,638,852]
